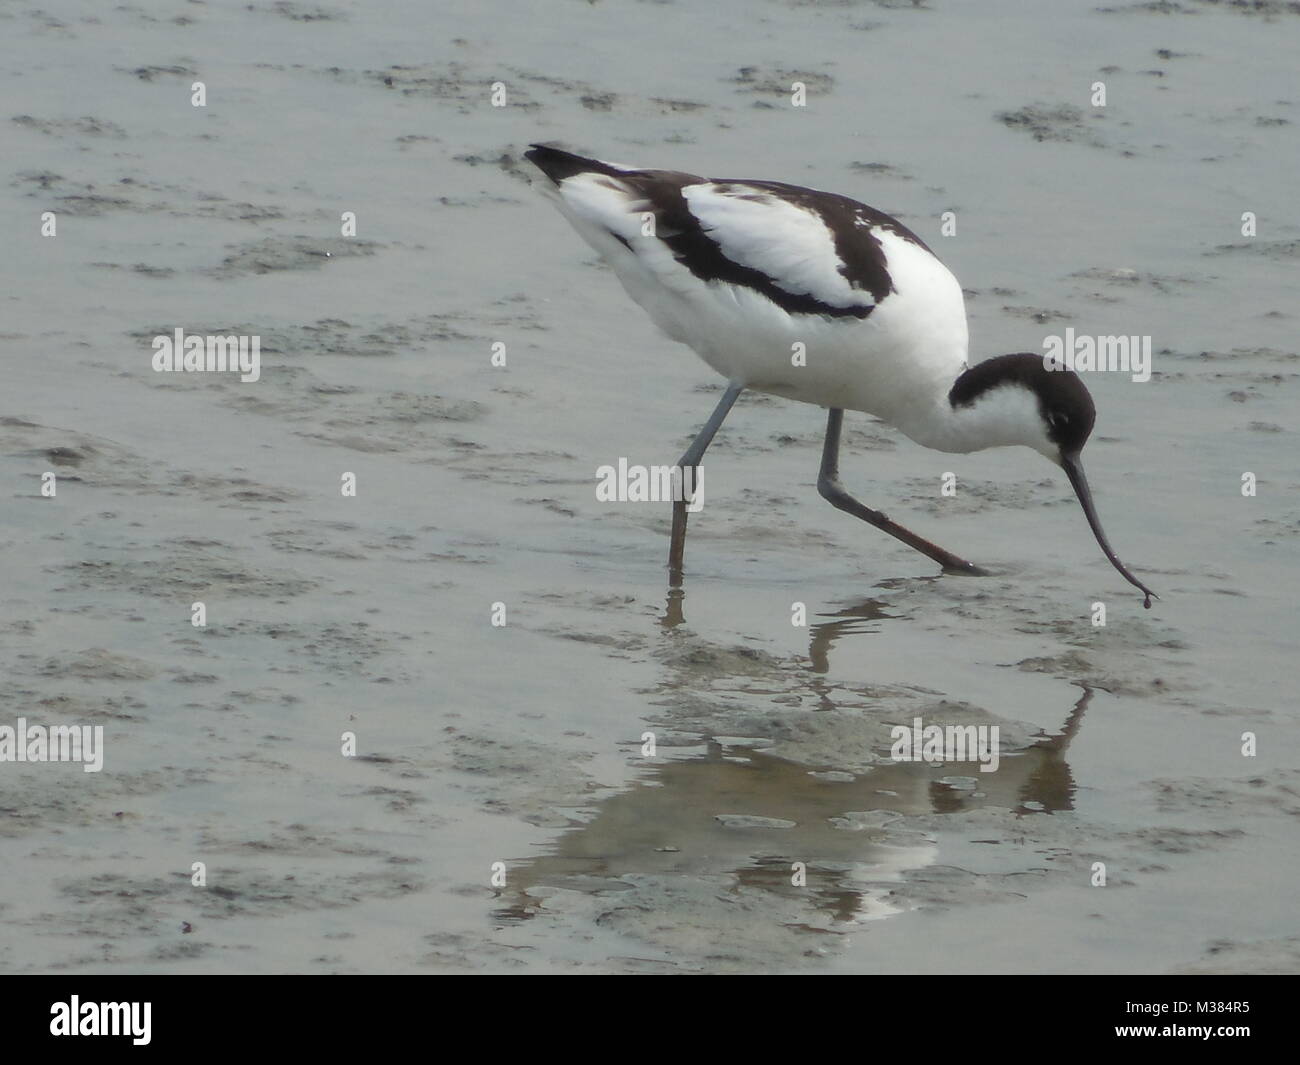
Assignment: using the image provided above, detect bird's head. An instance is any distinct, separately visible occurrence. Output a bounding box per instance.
[949,353,1158,608]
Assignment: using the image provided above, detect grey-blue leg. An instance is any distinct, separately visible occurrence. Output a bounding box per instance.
[669,383,743,582]
[817,408,986,575]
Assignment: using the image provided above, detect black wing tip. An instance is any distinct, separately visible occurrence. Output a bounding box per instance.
[524,144,622,184]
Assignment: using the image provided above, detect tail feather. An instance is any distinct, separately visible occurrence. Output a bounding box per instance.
[525,144,629,185]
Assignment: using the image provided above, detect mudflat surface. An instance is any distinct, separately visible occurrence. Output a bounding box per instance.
[1,0,1297,973]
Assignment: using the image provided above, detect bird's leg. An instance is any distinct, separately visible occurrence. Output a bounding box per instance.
[817,408,988,576]
[669,383,744,585]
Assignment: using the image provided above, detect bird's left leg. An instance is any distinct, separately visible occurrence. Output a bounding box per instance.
[669,382,744,584]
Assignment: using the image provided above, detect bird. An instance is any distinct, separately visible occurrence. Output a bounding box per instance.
[525,144,1157,608]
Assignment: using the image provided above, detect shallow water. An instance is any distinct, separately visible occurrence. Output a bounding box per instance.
[1,0,1297,973]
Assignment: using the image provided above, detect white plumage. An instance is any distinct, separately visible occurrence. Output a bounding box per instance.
[533,155,970,449]
[526,144,1158,606]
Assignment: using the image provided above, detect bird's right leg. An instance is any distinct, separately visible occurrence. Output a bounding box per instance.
[817,408,987,576]
[669,383,743,585]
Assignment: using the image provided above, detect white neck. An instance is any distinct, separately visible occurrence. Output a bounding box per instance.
[895,385,1056,458]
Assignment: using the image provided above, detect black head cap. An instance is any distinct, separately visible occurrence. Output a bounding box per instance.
[949,352,1096,456]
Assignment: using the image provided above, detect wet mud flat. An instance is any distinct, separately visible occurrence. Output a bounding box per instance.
[1,0,1297,973]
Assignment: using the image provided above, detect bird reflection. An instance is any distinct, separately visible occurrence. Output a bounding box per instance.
[496,595,1095,938]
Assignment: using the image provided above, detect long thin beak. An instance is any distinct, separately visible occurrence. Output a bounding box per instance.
[1061,453,1158,609]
